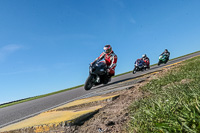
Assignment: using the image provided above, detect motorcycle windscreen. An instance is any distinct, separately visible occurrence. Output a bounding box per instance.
[95,61,107,75]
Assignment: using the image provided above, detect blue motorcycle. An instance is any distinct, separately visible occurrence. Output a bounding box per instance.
[133,59,146,74]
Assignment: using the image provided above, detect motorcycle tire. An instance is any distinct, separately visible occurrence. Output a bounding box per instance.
[158,61,161,66]
[132,68,136,74]
[103,77,109,84]
[84,75,95,90]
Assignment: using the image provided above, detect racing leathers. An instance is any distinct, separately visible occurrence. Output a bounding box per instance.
[92,51,117,76]
[141,57,150,68]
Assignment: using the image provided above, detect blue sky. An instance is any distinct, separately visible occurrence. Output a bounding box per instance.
[0,0,200,104]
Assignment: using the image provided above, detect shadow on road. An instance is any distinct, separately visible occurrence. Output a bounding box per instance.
[91,66,162,91]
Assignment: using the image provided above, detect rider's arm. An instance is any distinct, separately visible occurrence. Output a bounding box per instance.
[141,60,145,65]
[109,54,117,70]
[91,52,105,65]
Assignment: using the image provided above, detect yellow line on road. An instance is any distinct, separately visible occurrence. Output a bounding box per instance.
[50,94,119,112]
[118,71,159,84]
[0,106,102,133]
[0,94,119,133]
[118,59,187,85]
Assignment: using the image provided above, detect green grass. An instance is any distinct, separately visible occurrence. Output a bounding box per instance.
[0,84,83,108]
[128,56,200,133]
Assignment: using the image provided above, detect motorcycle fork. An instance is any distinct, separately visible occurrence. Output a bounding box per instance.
[91,73,100,83]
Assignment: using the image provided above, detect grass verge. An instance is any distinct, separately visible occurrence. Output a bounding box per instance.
[128,56,200,132]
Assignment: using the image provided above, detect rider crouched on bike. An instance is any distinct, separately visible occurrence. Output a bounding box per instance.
[161,49,170,62]
[141,54,150,69]
[91,45,118,78]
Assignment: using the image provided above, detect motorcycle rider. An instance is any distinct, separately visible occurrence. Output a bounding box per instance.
[160,49,170,62]
[141,54,150,69]
[91,45,117,79]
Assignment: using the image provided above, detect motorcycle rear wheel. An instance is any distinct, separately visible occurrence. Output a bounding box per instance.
[84,75,95,90]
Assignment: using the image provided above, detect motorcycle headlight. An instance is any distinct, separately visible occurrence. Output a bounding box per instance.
[100,69,104,72]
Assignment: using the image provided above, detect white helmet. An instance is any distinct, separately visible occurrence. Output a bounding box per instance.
[142,54,146,58]
[103,45,112,54]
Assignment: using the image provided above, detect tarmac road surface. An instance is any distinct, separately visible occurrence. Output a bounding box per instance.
[0,51,199,128]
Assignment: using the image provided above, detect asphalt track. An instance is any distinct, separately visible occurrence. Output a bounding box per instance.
[0,52,200,129]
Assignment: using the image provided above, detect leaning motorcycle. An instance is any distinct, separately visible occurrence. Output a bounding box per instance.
[84,61,110,90]
[132,59,146,74]
[158,55,168,66]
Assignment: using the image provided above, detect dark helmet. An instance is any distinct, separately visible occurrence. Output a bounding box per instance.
[165,49,168,52]
[104,45,112,54]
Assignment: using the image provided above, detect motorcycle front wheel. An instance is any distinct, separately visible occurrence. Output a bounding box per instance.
[158,61,161,66]
[84,75,95,90]
[132,68,136,74]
